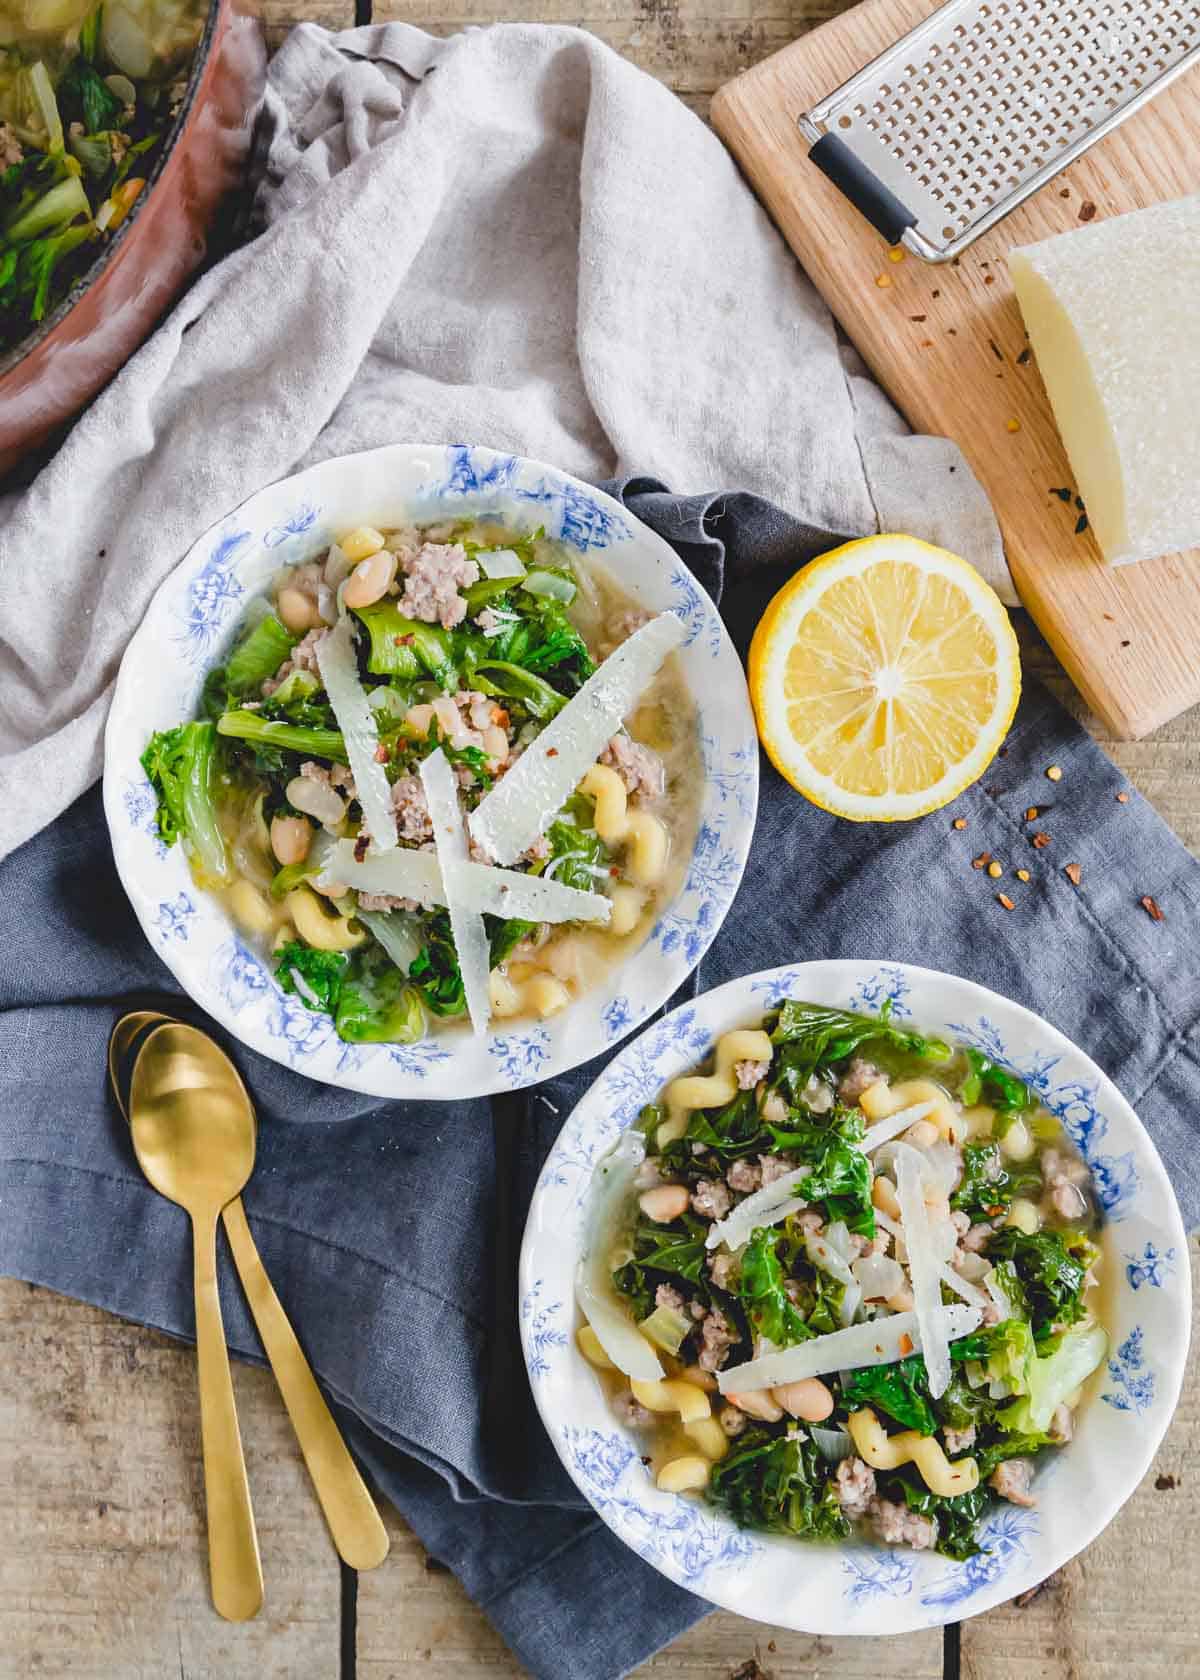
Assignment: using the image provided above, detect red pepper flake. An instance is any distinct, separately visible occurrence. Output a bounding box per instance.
[394,633,415,646]
[1079,200,1097,221]
[1024,806,1039,822]
[952,817,968,830]
[610,866,621,877]
[984,273,996,284]
[1064,862,1082,885]
[1140,895,1165,922]
[971,850,993,870]
[546,747,559,758]
[1032,832,1052,849]
[1016,868,1031,883]
[1116,791,1130,804]
[1059,187,1070,198]
[899,1334,914,1355]
[374,743,389,763]
[353,834,369,863]
[997,892,1015,910]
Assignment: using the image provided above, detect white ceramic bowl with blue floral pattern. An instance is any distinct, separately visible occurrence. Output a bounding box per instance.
[102,444,757,1098]
[519,959,1190,1634]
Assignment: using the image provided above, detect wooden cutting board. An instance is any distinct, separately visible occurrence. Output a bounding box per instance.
[711,0,1200,740]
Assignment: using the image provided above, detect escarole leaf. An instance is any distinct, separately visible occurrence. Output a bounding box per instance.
[709,1428,849,1541]
[1000,1321,1108,1434]
[769,1000,951,1089]
[841,1355,937,1436]
[225,613,297,696]
[140,721,231,886]
[739,1228,811,1347]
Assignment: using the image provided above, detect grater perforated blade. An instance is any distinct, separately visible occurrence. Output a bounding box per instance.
[797,0,1200,262]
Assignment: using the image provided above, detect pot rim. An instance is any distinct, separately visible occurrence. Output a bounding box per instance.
[0,0,224,380]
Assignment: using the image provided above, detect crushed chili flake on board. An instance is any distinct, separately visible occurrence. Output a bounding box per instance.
[1117,791,1130,804]
[997,893,1015,911]
[1064,862,1082,885]
[1079,201,1097,221]
[1016,868,1031,883]
[1140,895,1165,921]
[1025,806,1039,821]
[972,851,993,870]
[1045,765,1064,782]
[1032,832,1052,849]
[953,817,968,830]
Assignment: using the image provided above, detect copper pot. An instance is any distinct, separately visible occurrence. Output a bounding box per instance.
[0,0,265,477]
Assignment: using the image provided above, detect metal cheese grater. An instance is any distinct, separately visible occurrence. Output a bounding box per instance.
[797,0,1200,261]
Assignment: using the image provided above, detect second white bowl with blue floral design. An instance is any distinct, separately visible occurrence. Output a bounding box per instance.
[518,959,1190,1635]
[102,444,757,1098]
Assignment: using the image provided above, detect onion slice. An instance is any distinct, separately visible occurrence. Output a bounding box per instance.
[477,548,527,580]
[938,1262,991,1312]
[859,1101,937,1154]
[576,1132,663,1381]
[420,749,492,1036]
[356,908,424,974]
[468,613,686,864]
[715,1303,982,1394]
[894,1142,951,1398]
[316,617,398,851]
[704,1169,809,1251]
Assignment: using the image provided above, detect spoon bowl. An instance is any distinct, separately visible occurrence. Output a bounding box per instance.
[130,1023,257,1212]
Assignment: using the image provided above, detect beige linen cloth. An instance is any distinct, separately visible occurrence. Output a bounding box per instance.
[0,21,1008,860]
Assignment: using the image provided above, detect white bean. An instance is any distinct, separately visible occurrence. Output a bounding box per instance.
[726,1390,785,1424]
[286,774,345,829]
[638,1184,690,1223]
[772,1378,834,1422]
[342,549,397,610]
[1000,1119,1036,1161]
[270,814,312,867]
[277,585,321,633]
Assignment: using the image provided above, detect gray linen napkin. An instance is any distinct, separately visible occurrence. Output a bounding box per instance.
[1,482,1198,1680]
[0,19,1010,862]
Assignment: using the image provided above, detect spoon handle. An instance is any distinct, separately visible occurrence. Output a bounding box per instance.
[193,1207,264,1621]
[221,1197,390,1571]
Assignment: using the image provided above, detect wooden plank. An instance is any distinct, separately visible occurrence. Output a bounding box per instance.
[0,1280,341,1680]
[961,1246,1200,1680]
[259,0,352,52]
[710,0,1200,740]
[368,0,850,117]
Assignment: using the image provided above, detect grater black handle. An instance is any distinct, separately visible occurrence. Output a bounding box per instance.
[807,133,918,246]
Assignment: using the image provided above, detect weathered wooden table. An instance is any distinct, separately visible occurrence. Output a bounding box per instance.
[2,2,1198,1675]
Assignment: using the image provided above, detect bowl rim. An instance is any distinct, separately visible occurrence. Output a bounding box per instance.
[518,957,1192,1635]
[0,0,223,380]
[101,441,759,1099]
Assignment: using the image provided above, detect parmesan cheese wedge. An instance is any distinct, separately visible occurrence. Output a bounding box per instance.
[468,613,686,865]
[1009,195,1200,567]
[420,749,492,1036]
[318,840,611,924]
[714,1303,982,1394]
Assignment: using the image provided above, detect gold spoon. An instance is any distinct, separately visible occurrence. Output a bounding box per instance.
[129,1019,264,1621]
[112,1012,389,1575]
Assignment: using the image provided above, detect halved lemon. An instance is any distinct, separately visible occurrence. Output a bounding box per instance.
[749,534,1020,822]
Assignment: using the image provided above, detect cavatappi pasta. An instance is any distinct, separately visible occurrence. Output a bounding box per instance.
[577,1000,1109,1560]
[141,517,701,1044]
